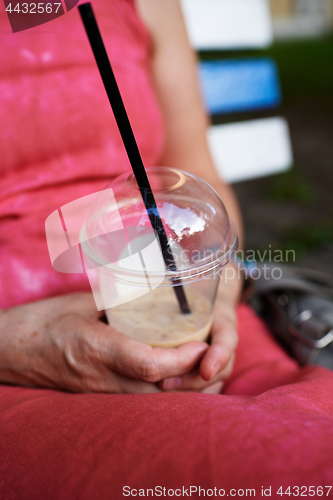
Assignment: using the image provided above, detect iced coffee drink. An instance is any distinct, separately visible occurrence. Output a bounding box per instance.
[105,287,213,347]
[81,167,238,348]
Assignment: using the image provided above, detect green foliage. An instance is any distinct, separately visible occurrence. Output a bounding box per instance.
[247,220,333,262]
[265,36,333,106]
[266,166,315,204]
[280,220,333,258]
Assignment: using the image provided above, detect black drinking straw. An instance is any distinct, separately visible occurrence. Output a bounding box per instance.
[78,2,191,314]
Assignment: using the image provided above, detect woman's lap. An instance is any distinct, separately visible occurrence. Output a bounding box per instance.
[1,305,333,499]
[225,304,300,395]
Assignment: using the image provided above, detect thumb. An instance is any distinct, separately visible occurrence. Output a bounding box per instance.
[199,316,238,381]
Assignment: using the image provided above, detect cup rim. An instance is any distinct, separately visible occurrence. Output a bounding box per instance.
[80,220,238,284]
[80,166,238,285]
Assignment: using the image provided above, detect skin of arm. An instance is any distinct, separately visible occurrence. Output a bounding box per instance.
[136,0,244,392]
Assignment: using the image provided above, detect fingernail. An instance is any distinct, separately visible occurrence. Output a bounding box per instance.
[163,377,182,390]
[210,362,221,380]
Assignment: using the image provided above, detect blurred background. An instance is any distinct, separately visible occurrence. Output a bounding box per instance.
[237,0,333,273]
[182,0,333,274]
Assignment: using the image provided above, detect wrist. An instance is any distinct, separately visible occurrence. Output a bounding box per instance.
[0,306,32,386]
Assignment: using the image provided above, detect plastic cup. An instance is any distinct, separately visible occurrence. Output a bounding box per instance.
[80,167,238,347]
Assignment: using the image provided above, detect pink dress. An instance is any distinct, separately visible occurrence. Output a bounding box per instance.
[0,1,333,496]
[0,0,164,308]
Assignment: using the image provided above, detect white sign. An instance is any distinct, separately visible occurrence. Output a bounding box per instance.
[208,117,293,183]
[180,0,273,49]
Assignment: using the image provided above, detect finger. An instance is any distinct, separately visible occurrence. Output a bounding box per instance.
[201,382,223,394]
[73,367,162,394]
[89,321,209,383]
[112,373,162,394]
[160,357,234,391]
[199,316,238,382]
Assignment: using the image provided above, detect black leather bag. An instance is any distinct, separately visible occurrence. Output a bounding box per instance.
[247,264,333,369]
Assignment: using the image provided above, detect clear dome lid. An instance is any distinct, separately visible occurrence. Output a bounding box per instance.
[81,167,238,283]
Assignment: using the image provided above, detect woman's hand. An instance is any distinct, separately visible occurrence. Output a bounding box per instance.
[0,293,208,394]
[159,265,241,394]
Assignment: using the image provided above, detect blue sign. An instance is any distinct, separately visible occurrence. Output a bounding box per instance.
[199,58,282,115]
